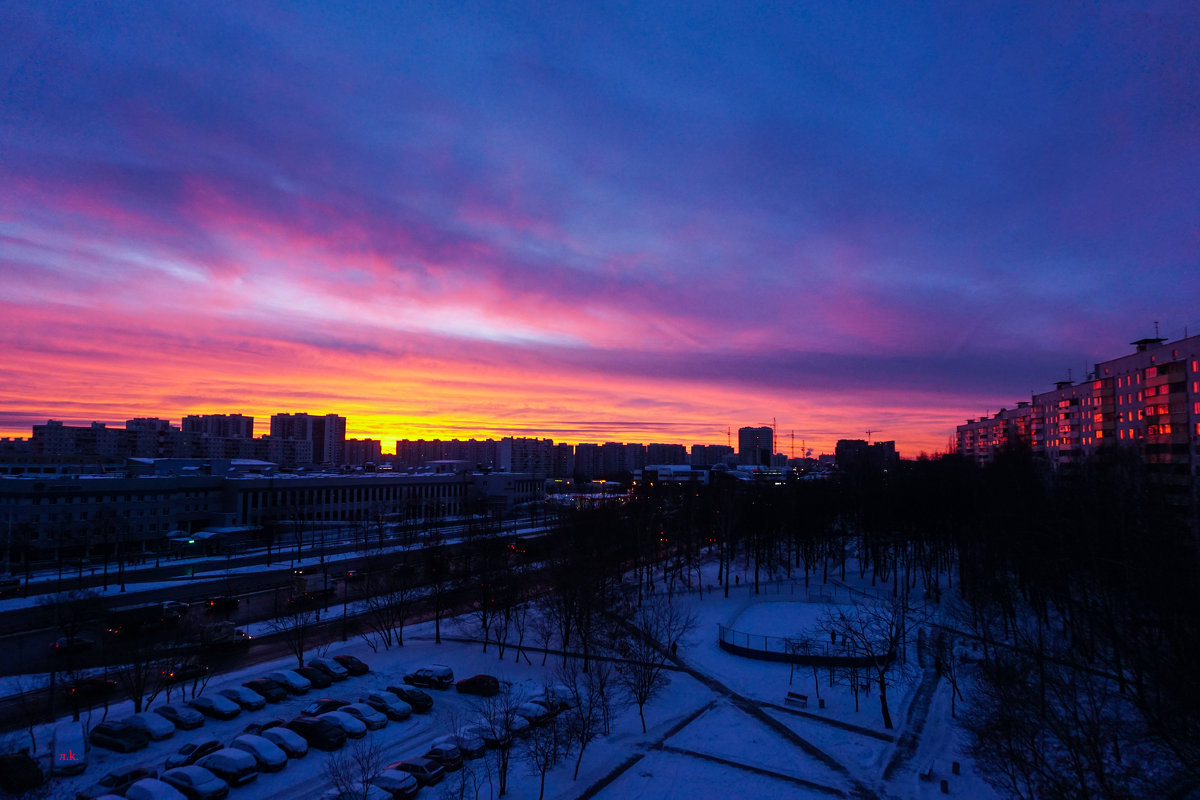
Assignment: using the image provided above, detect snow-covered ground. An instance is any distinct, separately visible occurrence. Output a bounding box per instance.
[5,560,1000,800]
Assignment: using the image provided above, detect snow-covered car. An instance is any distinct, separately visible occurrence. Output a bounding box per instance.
[386,686,433,713]
[370,769,419,800]
[403,665,453,690]
[319,711,367,739]
[153,704,206,730]
[165,737,222,769]
[195,748,259,787]
[216,686,266,711]
[306,657,350,681]
[341,702,388,730]
[302,697,348,716]
[530,684,576,713]
[513,702,553,727]
[260,726,308,758]
[187,695,241,720]
[423,740,463,771]
[124,778,188,800]
[229,735,288,772]
[320,786,391,800]
[158,766,229,800]
[266,670,311,694]
[124,712,177,741]
[331,654,370,675]
[75,765,156,800]
[437,729,484,759]
[362,692,411,721]
[384,757,444,787]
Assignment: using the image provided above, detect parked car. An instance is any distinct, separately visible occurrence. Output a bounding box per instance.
[124,778,188,800]
[165,737,222,769]
[158,767,229,800]
[455,674,499,697]
[530,684,576,713]
[265,670,311,694]
[187,695,240,720]
[370,769,419,800]
[513,702,554,727]
[403,665,453,690]
[321,787,391,800]
[162,601,189,620]
[89,721,150,753]
[341,703,388,730]
[260,726,308,758]
[76,765,156,800]
[294,666,333,689]
[229,735,288,773]
[195,749,258,787]
[423,740,463,771]
[362,692,411,721]
[437,729,484,760]
[385,757,444,787]
[125,712,177,741]
[331,654,370,675]
[303,697,348,716]
[386,686,433,712]
[341,569,368,584]
[319,711,367,739]
[154,705,206,730]
[468,721,510,750]
[53,722,89,775]
[242,678,288,703]
[217,686,266,711]
[0,752,43,795]
[285,717,346,751]
[505,714,531,739]
[242,718,287,736]
[306,657,349,681]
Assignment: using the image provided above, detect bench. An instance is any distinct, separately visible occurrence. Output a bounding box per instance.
[784,691,808,709]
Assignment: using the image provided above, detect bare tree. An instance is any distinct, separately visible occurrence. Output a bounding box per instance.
[269,604,319,669]
[359,564,414,651]
[323,737,386,800]
[820,591,912,730]
[613,596,697,733]
[522,713,564,800]
[556,661,604,780]
[473,691,524,797]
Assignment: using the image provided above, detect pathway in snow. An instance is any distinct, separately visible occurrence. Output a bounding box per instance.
[880,664,941,782]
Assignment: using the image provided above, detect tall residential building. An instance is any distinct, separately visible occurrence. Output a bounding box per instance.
[345,438,383,466]
[270,413,346,465]
[498,437,554,476]
[182,414,254,438]
[690,443,734,467]
[646,443,687,465]
[738,426,773,466]
[574,443,601,479]
[955,333,1200,476]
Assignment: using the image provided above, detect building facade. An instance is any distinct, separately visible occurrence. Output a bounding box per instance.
[955,334,1200,475]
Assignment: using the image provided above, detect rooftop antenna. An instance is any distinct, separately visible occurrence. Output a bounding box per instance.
[1155,320,1160,338]
[726,427,731,448]
[790,430,795,458]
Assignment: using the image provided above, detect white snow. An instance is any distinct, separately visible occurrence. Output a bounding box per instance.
[5,560,1002,800]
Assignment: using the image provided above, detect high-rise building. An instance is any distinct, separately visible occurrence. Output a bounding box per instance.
[270,413,346,465]
[690,443,734,467]
[345,438,383,466]
[182,414,254,438]
[498,437,554,476]
[955,333,1200,477]
[738,426,773,466]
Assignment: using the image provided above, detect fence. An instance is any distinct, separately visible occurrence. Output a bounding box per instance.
[717,623,891,667]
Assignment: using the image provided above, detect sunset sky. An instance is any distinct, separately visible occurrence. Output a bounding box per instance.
[2,3,1198,456]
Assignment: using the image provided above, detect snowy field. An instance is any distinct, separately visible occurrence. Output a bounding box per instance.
[4,561,1001,800]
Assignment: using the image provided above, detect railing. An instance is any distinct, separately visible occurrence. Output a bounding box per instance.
[716,623,891,667]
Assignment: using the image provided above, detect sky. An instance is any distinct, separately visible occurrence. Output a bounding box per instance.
[2,2,1198,457]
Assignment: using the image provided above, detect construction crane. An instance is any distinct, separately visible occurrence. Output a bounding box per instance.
[865,429,881,444]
